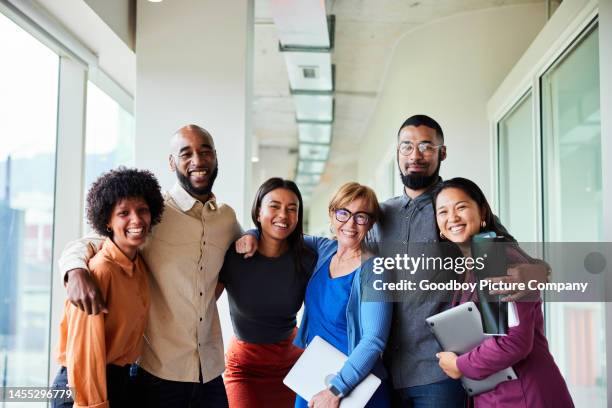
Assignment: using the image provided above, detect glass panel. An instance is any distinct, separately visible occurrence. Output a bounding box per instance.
[295,173,321,185]
[497,91,537,242]
[297,160,326,174]
[298,123,332,144]
[541,25,604,407]
[299,143,330,161]
[294,94,333,121]
[0,11,59,396]
[83,81,135,231]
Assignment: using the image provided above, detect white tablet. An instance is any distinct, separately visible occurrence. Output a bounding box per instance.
[426,302,518,396]
[283,336,381,408]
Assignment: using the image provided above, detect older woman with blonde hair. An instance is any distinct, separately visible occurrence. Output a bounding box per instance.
[294,182,392,408]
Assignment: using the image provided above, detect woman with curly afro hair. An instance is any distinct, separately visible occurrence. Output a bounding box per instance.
[52,167,164,408]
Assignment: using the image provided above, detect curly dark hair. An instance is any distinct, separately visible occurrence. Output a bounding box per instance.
[86,167,165,237]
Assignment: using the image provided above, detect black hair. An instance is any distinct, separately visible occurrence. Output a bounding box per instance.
[86,167,165,237]
[432,177,514,242]
[397,114,444,142]
[251,177,314,274]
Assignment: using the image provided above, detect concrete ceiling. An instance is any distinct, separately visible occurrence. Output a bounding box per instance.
[252,0,544,200]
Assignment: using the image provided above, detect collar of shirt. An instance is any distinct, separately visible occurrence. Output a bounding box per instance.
[402,177,443,209]
[101,238,136,277]
[169,182,218,213]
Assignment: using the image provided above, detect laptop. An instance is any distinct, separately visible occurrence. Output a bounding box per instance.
[426,302,518,396]
[283,336,381,408]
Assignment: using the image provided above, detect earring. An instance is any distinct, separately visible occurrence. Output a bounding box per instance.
[106,226,112,233]
[439,231,445,240]
[481,220,486,229]
[329,223,335,235]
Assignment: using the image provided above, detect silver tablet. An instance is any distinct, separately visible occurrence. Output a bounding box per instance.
[283,336,381,407]
[426,302,518,396]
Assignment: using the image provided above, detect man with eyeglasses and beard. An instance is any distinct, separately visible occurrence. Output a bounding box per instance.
[368,115,550,407]
[58,124,241,407]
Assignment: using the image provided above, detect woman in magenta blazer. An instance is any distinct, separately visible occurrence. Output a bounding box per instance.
[432,178,573,408]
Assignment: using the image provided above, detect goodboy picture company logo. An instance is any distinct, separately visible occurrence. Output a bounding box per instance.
[362,242,610,303]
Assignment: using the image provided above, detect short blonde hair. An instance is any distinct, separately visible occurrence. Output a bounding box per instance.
[328,182,381,224]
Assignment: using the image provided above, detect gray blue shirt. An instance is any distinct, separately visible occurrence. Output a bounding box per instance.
[368,179,450,389]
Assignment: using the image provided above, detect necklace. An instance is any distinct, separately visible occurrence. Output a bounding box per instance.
[333,252,361,267]
[336,254,361,262]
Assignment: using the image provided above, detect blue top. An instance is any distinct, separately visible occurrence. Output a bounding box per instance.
[296,235,392,396]
[303,257,354,354]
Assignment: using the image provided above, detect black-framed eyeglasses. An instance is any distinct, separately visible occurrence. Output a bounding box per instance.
[334,208,372,225]
[398,142,444,156]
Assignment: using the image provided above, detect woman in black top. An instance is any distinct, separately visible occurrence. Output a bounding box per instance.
[216,178,316,408]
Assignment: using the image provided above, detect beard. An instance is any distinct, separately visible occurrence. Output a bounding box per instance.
[176,165,219,197]
[399,159,441,190]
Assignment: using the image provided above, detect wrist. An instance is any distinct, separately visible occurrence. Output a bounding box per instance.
[66,268,86,283]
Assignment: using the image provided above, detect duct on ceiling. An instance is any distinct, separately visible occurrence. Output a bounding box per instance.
[270,0,335,201]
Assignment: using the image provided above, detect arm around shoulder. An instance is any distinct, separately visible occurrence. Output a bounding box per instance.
[60,233,107,315]
[58,233,105,283]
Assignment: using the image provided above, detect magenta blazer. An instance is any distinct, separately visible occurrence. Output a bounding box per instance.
[455,245,574,407]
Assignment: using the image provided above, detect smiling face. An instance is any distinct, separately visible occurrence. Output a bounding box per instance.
[435,187,484,244]
[331,197,372,250]
[107,197,152,259]
[257,188,299,242]
[397,125,446,191]
[169,127,218,198]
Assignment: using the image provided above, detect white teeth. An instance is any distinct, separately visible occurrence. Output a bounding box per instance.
[273,223,288,228]
[191,170,207,176]
[450,226,464,233]
[127,228,144,235]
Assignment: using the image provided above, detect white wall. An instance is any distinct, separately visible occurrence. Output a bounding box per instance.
[135,0,254,225]
[355,3,547,200]
[135,0,254,346]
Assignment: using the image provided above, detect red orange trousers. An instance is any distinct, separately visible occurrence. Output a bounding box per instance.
[224,329,303,408]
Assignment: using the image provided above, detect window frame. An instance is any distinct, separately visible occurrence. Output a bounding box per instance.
[490,3,607,404]
[0,0,134,386]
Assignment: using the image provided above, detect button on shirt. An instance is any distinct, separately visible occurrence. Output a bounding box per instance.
[59,183,241,383]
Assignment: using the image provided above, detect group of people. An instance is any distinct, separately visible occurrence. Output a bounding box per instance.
[52,115,574,408]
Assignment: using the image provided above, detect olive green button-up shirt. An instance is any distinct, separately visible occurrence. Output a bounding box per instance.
[59,183,241,383]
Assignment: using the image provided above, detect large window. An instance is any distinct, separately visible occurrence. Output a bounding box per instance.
[497,91,537,242]
[83,81,135,230]
[541,24,604,406]
[497,20,604,407]
[0,5,134,398]
[0,11,59,395]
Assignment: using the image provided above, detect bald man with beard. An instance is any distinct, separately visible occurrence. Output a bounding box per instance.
[59,125,241,407]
